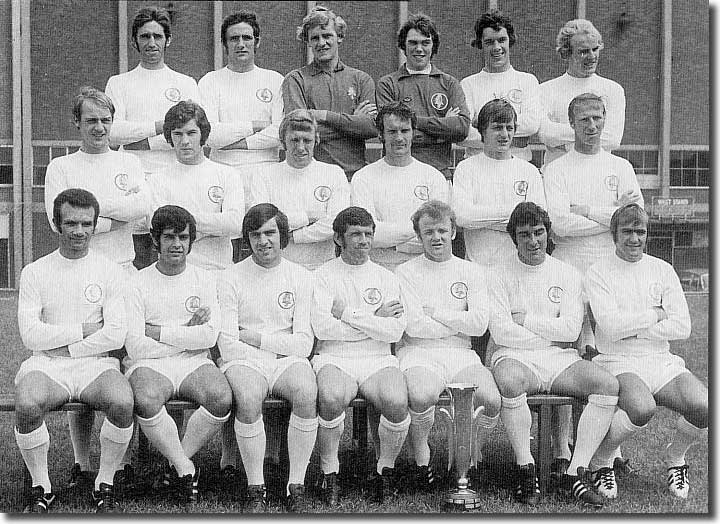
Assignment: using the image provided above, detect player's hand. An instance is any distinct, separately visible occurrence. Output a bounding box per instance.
[375,300,404,318]
[311,109,328,122]
[187,306,211,326]
[446,106,461,117]
[615,190,641,207]
[422,305,436,318]
[307,209,322,225]
[653,305,668,322]
[354,100,377,117]
[570,204,590,217]
[45,346,71,358]
[331,298,346,319]
[145,324,161,341]
[82,321,104,338]
[252,120,271,132]
[511,310,526,325]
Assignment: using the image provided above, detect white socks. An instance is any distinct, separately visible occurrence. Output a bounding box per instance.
[16,423,51,493]
[473,409,499,466]
[286,414,318,493]
[181,406,229,459]
[665,416,707,468]
[138,406,194,477]
[235,417,266,486]
[376,415,410,473]
[96,419,133,490]
[501,394,534,465]
[318,412,345,475]
[408,407,435,467]
[567,394,618,476]
[590,408,645,471]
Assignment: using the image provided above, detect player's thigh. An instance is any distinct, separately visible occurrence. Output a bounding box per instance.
[128,366,174,417]
[616,372,656,426]
[655,372,708,428]
[80,368,134,419]
[404,366,445,412]
[451,363,501,416]
[225,364,269,421]
[491,358,539,398]
[360,366,408,416]
[273,361,317,411]
[15,371,69,421]
[551,359,619,398]
[179,363,232,415]
[316,364,357,417]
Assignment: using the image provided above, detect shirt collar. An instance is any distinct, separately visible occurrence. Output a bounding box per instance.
[398,63,440,78]
[310,60,346,76]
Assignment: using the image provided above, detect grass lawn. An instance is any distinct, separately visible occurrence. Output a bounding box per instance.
[0,290,709,514]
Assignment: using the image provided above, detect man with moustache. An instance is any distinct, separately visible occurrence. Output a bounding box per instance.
[283,5,378,180]
[460,10,541,161]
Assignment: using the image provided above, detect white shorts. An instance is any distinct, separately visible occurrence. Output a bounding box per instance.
[221,355,312,392]
[594,352,690,395]
[125,352,215,396]
[311,353,399,387]
[397,346,482,384]
[15,355,121,400]
[491,346,582,393]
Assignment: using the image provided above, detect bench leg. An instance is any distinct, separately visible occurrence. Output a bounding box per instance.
[537,404,553,493]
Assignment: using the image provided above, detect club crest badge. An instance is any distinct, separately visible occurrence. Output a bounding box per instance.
[278,291,295,309]
[185,296,201,313]
[363,287,382,306]
[208,185,224,203]
[402,96,412,104]
[164,87,181,103]
[430,92,449,111]
[605,174,619,191]
[414,185,429,201]
[506,88,523,104]
[514,180,528,197]
[84,283,102,303]
[649,282,663,304]
[547,286,563,303]
[347,86,357,102]
[256,88,273,103]
[314,186,332,202]
[114,173,129,191]
[450,282,468,300]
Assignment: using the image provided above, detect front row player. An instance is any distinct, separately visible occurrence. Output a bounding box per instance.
[124,205,232,503]
[586,204,708,499]
[16,188,134,513]
[217,204,318,512]
[310,207,410,505]
[395,200,501,488]
[488,202,619,507]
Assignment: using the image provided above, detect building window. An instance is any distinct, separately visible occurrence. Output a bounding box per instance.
[614,147,659,176]
[670,148,710,187]
[0,144,12,185]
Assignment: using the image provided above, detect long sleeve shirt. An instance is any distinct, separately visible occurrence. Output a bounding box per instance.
[282,61,378,178]
[249,159,350,269]
[311,257,406,357]
[350,157,449,267]
[44,150,149,267]
[459,67,541,159]
[543,148,643,266]
[488,255,583,351]
[217,257,314,362]
[18,250,127,359]
[147,158,244,271]
[395,255,489,352]
[124,263,219,364]
[105,64,200,176]
[453,153,546,268]
[538,72,625,165]
[199,66,283,166]
[585,253,691,356]
[376,64,470,176]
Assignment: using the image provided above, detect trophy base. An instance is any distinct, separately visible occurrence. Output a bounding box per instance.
[444,488,483,510]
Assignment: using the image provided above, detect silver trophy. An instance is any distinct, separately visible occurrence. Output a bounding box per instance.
[437,382,483,510]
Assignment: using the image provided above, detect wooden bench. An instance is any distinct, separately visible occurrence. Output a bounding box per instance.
[0,392,579,493]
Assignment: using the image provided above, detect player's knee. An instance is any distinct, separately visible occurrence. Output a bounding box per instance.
[317,387,347,415]
[378,388,408,420]
[106,398,135,427]
[587,371,619,397]
[15,395,45,425]
[475,387,501,418]
[132,387,167,418]
[493,364,527,398]
[684,397,708,428]
[201,383,233,417]
[287,380,318,412]
[406,381,438,412]
[624,397,656,426]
